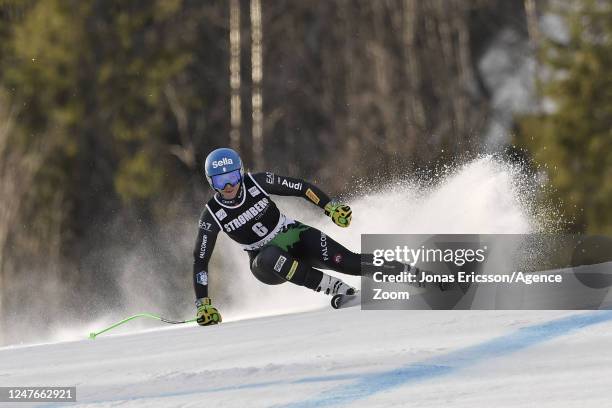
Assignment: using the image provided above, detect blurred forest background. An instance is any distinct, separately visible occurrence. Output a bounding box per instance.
[0,0,610,345]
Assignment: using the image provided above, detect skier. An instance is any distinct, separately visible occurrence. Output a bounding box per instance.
[193,148,412,326]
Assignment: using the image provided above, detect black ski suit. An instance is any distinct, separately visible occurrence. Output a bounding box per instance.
[192,172,403,300]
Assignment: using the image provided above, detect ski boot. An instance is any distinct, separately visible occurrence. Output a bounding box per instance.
[316,273,356,296]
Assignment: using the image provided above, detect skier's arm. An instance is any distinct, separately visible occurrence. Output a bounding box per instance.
[193,208,221,300]
[251,172,352,227]
[251,172,331,210]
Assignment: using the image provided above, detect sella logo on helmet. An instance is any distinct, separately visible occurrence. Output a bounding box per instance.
[212,158,233,168]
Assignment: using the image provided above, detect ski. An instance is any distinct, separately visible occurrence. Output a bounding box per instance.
[331,291,361,309]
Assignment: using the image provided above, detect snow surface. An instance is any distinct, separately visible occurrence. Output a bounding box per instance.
[3,157,610,407]
[2,309,612,407]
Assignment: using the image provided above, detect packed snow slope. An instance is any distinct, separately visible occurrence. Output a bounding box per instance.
[2,309,612,407]
[3,157,610,407]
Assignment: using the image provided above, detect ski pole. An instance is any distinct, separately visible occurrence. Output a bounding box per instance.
[89,313,197,339]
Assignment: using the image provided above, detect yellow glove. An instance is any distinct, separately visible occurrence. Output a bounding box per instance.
[324,203,352,228]
[196,297,222,326]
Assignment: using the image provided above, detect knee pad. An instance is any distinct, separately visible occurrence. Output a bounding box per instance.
[251,246,288,285]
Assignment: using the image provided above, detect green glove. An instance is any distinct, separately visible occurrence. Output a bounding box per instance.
[196,297,222,326]
[324,203,352,228]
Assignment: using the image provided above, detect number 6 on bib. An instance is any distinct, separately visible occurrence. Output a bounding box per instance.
[252,222,268,237]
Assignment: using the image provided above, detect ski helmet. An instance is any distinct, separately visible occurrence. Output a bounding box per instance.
[204,148,244,190]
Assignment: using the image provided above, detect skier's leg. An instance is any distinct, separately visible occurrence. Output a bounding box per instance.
[249,245,355,295]
[295,224,411,278]
[289,224,362,275]
[248,249,287,285]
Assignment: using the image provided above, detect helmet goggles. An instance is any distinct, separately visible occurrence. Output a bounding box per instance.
[211,169,242,190]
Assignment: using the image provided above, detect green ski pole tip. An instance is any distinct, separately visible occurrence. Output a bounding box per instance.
[88,313,194,339]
